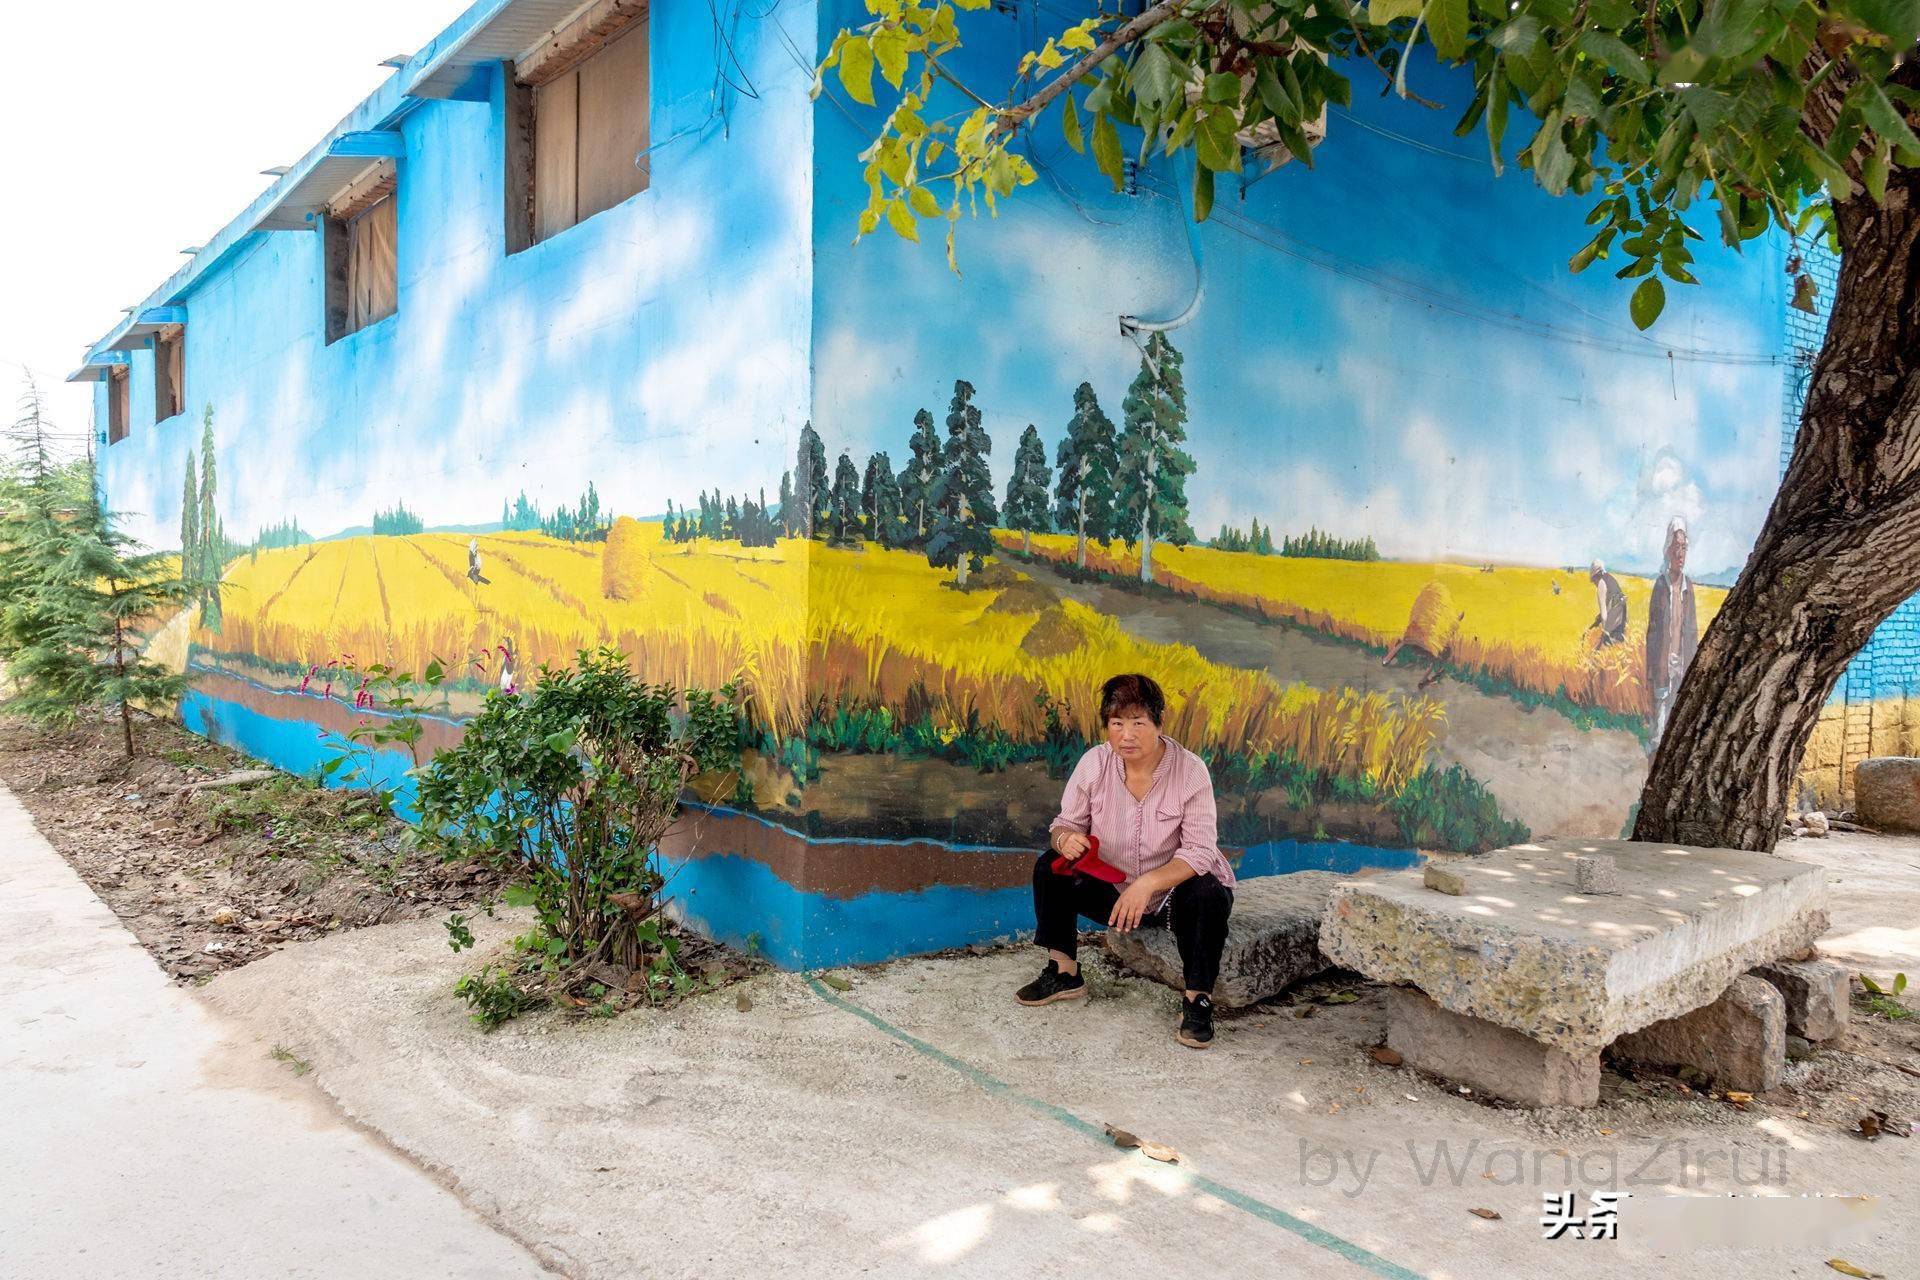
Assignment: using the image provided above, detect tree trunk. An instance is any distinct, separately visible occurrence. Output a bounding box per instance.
[1023,528,1032,555]
[1075,458,1090,569]
[1634,169,1920,851]
[1140,512,1155,585]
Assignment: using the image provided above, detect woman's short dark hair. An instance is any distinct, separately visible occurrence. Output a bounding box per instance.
[1099,673,1166,726]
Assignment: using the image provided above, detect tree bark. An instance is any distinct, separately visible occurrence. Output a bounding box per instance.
[1634,166,1920,851]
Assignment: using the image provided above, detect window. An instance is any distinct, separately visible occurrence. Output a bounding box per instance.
[506,14,650,251]
[153,327,184,422]
[106,365,129,444]
[324,170,398,342]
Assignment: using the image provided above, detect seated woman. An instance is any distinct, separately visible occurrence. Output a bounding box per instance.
[1018,673,1236,1049]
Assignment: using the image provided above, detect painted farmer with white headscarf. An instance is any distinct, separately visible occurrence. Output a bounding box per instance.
[1645,516,1698,750]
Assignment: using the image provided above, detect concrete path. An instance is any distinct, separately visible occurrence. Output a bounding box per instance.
[0,782,551,1280]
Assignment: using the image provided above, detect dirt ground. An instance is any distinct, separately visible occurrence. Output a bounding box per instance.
[193,831,1920,1279]
[0,711,505,983]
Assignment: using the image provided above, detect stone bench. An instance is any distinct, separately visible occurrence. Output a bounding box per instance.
[1104,870,1342,1008]
[1320,839,1830,1106]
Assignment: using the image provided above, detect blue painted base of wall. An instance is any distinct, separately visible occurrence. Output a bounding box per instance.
[181,688,1423,970]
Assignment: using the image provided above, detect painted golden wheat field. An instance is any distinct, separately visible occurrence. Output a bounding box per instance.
[197,524,1443,792]
[1009,534,1726,719]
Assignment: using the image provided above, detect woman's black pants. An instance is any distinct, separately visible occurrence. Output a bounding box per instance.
[1031,851,1233,994]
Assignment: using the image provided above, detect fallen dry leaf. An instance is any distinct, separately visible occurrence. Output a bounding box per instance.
[1468,1207,1501,1220]
[735,992,752,1013]
[1140,1142,1180,1164]
[819,973,852,992]
[1369,1046,1403,1067]
[1826,1260,1882,1278]
[1295,1006,1316,1019]
[1104,1124,1140,1150]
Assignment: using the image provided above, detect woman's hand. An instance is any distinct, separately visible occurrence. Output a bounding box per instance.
[1108,880,1156,933]
[1051,829,1090,859]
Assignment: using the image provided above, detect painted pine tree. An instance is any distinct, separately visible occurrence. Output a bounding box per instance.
[863,451,906,546]
[1114,334,1194,585]
[898,409,941,546]
[794,424,828,539]
[925,379,997,587]
[1003,424,1052,556]
[778,470,795,538]
[1052,382,1116,570]
[828,451,863,547]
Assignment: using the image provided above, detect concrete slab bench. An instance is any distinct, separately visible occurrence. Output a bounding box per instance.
[1104,870,1343,1008]
[1319,839,1829,1106]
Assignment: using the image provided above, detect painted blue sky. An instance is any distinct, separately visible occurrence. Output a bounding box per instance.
[809,8,1788,579]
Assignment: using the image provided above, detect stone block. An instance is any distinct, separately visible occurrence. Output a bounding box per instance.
[1855,758,1920,832]
[1423,864,1465,895]
[1610,975,1785,1093]
[1750,957,1850,1041]
[1574,855,1618,895]
[1104,871,1341,1008]
[1385,986,1600,1108]
[1319,838,1829,1052]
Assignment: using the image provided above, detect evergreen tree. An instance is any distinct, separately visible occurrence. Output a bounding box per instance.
[1003,424,1052,556]
[828,451,863,546]
[925,379,997,587]
[794,424,828,539]
[898,409,941,546]
[662,501,676,540]
[1113,334,1194,585]
[862,451,905,547]
[197,408,223,632]
[1,387,190,755]
[725,495,740,540]
[1052,382,1117,570]
[179,450,199,592]
[777,470,795,538]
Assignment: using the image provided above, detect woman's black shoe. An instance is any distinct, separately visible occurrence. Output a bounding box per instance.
[1015,960,1087,1006]
[1176,994,1215,1048]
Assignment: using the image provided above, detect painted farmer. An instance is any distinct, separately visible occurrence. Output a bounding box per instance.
[1019,673,1235,1049]
[1645,517,1698,750]
[1588,559,1628,648]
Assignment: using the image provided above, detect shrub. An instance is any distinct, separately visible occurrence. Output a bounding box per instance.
[414,647,736,973]
[601,516,647,601]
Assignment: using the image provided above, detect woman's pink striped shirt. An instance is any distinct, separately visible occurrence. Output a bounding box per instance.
[1049,736,1235,912]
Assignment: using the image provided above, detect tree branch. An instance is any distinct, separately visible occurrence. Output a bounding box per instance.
[991,0,1211,137]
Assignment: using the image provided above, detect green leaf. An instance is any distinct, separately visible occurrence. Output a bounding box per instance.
[1063,93,1085,153]
[1195,109,1242,172]
[1489,15,1543,57]
[1092,112,1125,190]
[1860,80,1920,158]
[1193,162,1215,222]
[1368,0,1424,22]
[1630,276,1665,330]
[837,36,876,106]
[543,729,577,753]
[907,185,943,217]
[1680,85,1735,133]
[1574,30,1651,85]
[1256,61,1299,124]
[1485,58,1508,176]
[1204,72,1242,105]
[1133,43,1179,111]
[1852,0,1920,43]
[1528,112,1574,195]
[501,884,537,908]
[1428,0,1470,61]
[1863,137,1890,204]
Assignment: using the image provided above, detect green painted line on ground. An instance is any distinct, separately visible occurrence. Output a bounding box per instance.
[805,975,1425,1280]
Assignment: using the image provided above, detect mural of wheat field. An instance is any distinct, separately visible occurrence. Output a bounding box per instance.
[198,521,1446,798]
[1008,533,1724,721]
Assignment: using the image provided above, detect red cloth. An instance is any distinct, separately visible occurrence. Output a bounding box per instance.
[1050,835,1125,883]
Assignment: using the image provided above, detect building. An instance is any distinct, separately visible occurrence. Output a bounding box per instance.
[75,0,1846,967]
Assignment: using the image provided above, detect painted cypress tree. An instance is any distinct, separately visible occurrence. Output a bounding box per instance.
[794,424,828,539]
[898,409,941,547]
[1113,333,1194,585]
[179,450,199,594]
[1052,382,1116,570]
[661,501,676,540]
[196,408,223,632]
[777,470,795,538]
[828,450,863,547]
[1003,424,1052,556]
[925,379,997,588]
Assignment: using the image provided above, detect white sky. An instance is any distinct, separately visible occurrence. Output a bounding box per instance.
[0,0,455,442]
